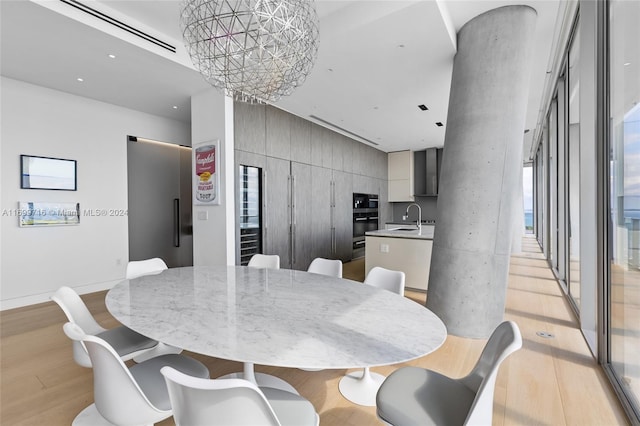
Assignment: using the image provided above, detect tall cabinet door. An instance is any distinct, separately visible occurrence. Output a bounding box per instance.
[291,162,313,270]
[264,157,291,268]
[311,166,332,261]
[332,170,353,262]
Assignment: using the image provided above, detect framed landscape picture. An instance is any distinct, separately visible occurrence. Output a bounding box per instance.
[21,155,77,191]
[18,201,80,227]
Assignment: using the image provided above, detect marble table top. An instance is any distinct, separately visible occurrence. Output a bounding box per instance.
[106,266,446,370]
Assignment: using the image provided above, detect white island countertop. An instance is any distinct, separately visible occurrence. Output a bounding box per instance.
[366,227,434,240]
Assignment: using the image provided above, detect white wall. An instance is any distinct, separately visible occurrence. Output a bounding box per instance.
[190,88,235,266]
[0,77,190,309]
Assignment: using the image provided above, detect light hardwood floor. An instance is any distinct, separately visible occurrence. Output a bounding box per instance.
[0,236,630,425]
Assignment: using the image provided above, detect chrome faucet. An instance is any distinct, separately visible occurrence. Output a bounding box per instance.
[403,203,422,231]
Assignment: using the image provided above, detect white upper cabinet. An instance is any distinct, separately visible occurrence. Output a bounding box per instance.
[387,150,414,202]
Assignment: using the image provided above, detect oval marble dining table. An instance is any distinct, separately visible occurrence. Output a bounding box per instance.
[106,265,447,406]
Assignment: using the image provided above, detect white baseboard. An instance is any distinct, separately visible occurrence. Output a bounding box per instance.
[0,280,122,311]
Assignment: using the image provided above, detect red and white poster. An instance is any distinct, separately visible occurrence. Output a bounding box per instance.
[193,140,220,205]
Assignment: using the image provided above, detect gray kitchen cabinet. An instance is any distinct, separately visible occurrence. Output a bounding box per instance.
[413,148,441,196]
[264,156,292,268]
[234,102,266,155]
[266,106,291,160]
[310,124,333,168]
[311,166,332,261]
[332,170,353,262]
[290,115,311,164]
[339,135,354,174]
[235,103,388,269]
[291,162,313,270]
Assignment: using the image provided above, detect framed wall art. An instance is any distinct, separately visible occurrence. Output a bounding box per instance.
[20,155,77,191]
[193,140,220,205]
[18,201,80,227]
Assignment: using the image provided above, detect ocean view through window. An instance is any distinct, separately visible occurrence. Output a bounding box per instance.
[523,165,533,233]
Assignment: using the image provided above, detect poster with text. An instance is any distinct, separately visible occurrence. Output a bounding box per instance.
[193,140,220,205]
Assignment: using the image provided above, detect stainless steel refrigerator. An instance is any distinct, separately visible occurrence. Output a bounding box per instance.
[127,136,193,267]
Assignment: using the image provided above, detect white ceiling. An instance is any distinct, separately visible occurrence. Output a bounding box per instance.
[0,0,564,156]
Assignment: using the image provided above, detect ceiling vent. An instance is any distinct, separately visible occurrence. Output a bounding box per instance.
[59,0,177,53]
[309,115,379,146]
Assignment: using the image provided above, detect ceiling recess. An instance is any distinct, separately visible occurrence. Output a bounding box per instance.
[418,104,428,111]
[309,115,379,146]
[59,0,177,53]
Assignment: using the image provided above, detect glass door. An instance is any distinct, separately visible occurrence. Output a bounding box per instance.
[239,165,262,265]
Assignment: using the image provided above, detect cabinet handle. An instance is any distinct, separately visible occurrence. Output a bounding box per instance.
[173,198,180,247]
[263,171,268,246]
[292,175,296,265]
[332,228,336,254]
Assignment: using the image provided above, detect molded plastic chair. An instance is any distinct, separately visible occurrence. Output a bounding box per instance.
[161,366,319,426]
[125,257,168,280]
[63,322,209,426]
[307,257,342,278]
[300,257,343,372]
[125,258,183,361]
[338,267,406,406]
[248,254,280,269]
[376,320,523,426]
[51,286,158,367]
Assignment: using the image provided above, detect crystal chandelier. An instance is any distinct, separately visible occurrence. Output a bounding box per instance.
[180,0,319,104]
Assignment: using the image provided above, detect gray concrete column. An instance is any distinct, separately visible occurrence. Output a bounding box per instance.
[426,6,537,338]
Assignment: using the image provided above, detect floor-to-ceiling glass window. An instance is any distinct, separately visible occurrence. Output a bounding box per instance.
[567,21,581,309]
[523,166,533,234]
[607,0,640,418]
[549,99,559,271]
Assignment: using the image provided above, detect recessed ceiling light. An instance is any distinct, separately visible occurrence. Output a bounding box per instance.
[398,44,405,48]
[172,106,178,109]
[624,62,631,66]
[77,77,84,82]
[435,122,444,127]
[108,54,116,59]
[418,104,428,111]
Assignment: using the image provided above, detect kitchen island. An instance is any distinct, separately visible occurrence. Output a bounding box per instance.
[365,227,433,291]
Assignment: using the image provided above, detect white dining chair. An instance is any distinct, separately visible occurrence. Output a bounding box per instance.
[51,286,158,368]
[248,254,280,269]
[299,257,344,372]
[338,267,405,406]
[307,257,342,278]
[376,320,523,425]
[63,322,210,426]
[125,257,168,279]
[125,258,183,361]
[161,366,319,426]
[227,253,294,391]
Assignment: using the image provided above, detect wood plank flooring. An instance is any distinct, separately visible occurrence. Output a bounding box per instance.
[0,236,629,425]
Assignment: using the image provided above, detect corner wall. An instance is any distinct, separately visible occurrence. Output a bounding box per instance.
[0,77,190,309]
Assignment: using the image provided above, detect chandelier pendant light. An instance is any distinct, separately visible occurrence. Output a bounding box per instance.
[180,0,320,104]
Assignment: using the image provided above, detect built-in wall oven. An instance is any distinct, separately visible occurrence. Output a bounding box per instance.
[353,193,379,258]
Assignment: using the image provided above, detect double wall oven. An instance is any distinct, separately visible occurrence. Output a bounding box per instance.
[353,193,379,258]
